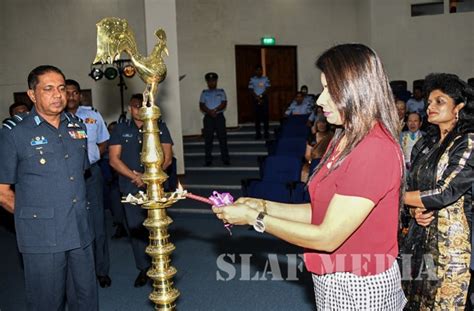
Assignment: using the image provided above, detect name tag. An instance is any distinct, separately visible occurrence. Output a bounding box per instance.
[122,133,133,138]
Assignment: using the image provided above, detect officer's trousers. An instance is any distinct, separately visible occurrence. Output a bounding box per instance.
[123,202,150,271]
[22,243,98,311]
[106,180,125,226]
[203,113,229,163]
[254,97,269,137]
[86,163,110,276]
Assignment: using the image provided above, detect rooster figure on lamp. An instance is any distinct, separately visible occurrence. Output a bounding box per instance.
[92,17,181,310]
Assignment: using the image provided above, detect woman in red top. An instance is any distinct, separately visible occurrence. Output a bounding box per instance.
[213,44,406,309]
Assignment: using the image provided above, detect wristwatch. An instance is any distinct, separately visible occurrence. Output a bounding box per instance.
[253,212,267,233]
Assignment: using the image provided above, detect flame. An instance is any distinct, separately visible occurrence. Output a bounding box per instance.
[177,182,183,192]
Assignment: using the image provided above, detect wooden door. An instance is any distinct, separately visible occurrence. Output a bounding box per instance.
[235,45,297,123]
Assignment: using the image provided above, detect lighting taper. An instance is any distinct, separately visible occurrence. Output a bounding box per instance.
[93,17,180,310]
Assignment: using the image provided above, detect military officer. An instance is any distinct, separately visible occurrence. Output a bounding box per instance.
[200,72,230,166]
[248,65,271,139]
[0,65,97,310]
[108,93,173,287]
[65,79,111,288]
[284,91,313,116]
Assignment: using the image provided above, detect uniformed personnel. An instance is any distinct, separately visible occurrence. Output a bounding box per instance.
[200,72,230,166]
[108,93,173,287]
[65,79,111,288]
[284,91,313,116]
[0,65,98,310]
[248,65,271,139]
[9,101,31,117]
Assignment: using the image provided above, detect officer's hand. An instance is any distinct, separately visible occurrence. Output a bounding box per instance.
[209,110,217,118]
[131,171,145,188]
[413,207,434,227]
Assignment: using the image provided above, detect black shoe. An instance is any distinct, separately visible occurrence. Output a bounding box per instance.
[223,160,231,166]
[112,224,127,239]
[134,270,148,287]
[97,275,112,288]
[204,161,212,167]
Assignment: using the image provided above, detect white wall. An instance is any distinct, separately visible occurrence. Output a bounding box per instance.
[0,0,147,123]
[144,0,184,174]
[176,0,364,136]
[2,0,472,137]
[369,0,474,87]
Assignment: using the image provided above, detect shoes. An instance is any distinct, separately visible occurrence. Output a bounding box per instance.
[97,275,112,288]
[134,270,148,287]
[204,161,212,167]
[111,224,127,239]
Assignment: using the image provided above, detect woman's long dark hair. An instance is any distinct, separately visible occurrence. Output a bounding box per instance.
[411,73,474,186]
[311,44,402,168]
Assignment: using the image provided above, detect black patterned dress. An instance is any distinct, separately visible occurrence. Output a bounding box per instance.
[401,133,474,310]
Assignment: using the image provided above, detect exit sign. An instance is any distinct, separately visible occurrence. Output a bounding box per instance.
[261,37,276,46]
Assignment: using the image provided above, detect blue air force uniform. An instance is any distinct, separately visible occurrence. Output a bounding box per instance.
[200,72,230,165]
[75,106,111,278]
[108,119,173,272]
[284,100,313,116]
[248,75,271,138]
[0,108,98,310]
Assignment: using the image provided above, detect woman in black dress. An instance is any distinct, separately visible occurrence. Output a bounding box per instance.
[401,73,474,310]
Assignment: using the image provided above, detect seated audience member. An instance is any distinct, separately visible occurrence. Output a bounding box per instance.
[307,103,323,128]
[406,86,426,119]
[301,117,333,182]
[9,102,30,117]
[396,99,408,132]
[300,85,316,107]
[400,112,423,169]
[285,91,313,116]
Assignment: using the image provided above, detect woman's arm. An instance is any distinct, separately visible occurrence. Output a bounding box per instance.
[235,197,311,223]
[217,194,375,252]
[405,190,423,207]
[406,134,474,210]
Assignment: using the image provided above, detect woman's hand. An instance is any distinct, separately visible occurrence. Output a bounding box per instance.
[235,197,266,213]
[213,202,259,226]
[412,207,434,227]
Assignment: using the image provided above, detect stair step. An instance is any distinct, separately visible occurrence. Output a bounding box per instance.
[184,152,267,156]
[184,140,266,146]
[186,166,258,172]
[185,184,241,190]
[179,170,259,185]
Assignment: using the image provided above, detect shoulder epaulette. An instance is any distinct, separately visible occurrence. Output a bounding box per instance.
[2,114,25,130]
[117,114,127,124]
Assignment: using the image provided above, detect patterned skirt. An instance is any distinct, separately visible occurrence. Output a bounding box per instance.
[312,261,407,310]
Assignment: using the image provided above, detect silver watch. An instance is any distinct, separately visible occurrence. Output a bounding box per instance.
[253,212,266,233]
